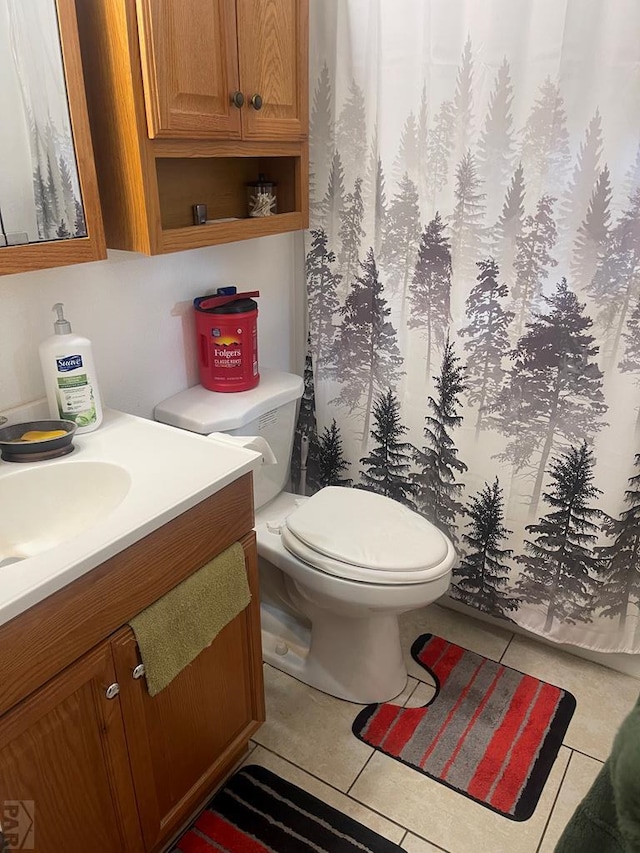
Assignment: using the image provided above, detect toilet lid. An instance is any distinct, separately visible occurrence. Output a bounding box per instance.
[282,487,454,584]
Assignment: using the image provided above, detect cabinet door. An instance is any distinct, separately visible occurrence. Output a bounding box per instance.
[0,0,105,276]
[0,643,143,853]
[112,536,265,851]
[237,0,308,140]
[136,0,242,138]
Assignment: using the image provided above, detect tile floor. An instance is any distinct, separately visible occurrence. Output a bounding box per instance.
[244,603,640,853]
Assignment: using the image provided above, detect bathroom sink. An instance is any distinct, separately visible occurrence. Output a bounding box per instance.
[0,461,131,565]
[0,408,261,627]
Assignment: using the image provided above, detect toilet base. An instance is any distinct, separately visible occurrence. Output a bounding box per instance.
[260,596,408,704]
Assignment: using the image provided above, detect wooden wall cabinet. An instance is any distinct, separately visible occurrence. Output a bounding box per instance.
[0,0,105,277]
[0,475,264,853]
[76,0,309,255]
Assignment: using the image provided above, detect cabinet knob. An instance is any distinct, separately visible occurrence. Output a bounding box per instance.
[231,91,245,108]
[132,664,145,680]
[250,93,263,111]
[105,682,120,700]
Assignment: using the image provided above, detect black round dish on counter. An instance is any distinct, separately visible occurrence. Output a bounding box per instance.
[0,420,78,463]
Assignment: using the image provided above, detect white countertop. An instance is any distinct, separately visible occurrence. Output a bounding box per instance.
[0,409,261,627]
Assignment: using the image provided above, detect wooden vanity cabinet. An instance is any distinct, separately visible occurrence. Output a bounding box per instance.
[0,642,143,853]
[75,0,309,254]
[112,535,263,852]
[0,475,264,853]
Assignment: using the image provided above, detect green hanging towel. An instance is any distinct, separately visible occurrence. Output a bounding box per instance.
[129,541,251,697]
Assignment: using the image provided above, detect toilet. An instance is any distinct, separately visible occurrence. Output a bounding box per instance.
[155,369,456,704]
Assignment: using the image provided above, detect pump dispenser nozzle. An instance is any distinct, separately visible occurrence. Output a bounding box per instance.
[52,302,72,335]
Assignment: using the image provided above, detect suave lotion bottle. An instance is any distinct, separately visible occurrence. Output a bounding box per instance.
[39,303,103,433]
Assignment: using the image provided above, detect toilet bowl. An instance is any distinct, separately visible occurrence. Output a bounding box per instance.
[155,369,456,704]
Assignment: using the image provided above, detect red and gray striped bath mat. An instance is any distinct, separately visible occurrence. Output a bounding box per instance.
[172,764,404,852]
[353,634,576,821]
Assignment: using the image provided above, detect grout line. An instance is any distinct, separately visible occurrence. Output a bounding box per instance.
[402,679,421,707]
[398,829,408,847]
[347,749,376,794]
[499,633,515,663]
[251,742,408,835]
[403,828,451,852]
[535,748,574,853]
[565,745,605,764]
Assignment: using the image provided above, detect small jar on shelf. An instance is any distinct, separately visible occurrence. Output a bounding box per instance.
[246,174,277,217]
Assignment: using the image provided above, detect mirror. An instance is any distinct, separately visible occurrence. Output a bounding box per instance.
[0,0,86,248]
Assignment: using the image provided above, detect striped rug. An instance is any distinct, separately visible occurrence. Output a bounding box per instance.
[352,634,576,821]
[171,765,404,852]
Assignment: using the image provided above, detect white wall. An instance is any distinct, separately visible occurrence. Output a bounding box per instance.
[0,232,306,419]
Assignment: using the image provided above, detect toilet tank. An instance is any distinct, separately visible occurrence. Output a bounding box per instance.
[154,369,304,510]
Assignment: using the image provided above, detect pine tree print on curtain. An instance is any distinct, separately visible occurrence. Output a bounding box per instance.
[413,340,467,545]
[407,212,452,382]
[571,165,612,291]
[425,100,455,208]
[460,258,513,439]
[309,62,334,212]
[291,343,319,496]
[316,419,352,489]
[329,248,404,450]
[363,129,388,257]
[336,79,367,189]
[516,442,603,633]
[619,296,640,430]
[589,186,640,370]
[306,229,341,379]
[493,163,526,291]
[477,58,515,222]
[359,389,416,508]
[380,174,421,300]
[511,194,558,340]
[339,177,365,287]
[451,478,518,618]
[320,151,345,244]
[450,152,486,285]
[492,279,607,518]
[596,455,640,630]
[520,77,570,201]
[559,111,603,248]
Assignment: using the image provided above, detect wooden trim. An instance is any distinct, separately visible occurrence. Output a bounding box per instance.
[0,475,254,716]
[243,531,266,723]
[298,0,309,138]
[159,211,304,252]
[75,0,159,253]
[298,140,310,228]
[0,0,105,277]
[152,138,304,158]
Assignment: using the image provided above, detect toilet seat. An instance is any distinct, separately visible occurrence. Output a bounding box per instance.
[281,487,454,585]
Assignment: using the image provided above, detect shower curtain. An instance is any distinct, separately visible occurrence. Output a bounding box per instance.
[299,0,640,653]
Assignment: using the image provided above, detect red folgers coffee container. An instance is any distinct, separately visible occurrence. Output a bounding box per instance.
[194,288,260,392]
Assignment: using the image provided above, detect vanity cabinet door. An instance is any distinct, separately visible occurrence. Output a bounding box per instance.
[136,0,242,139]
[111,533,264,852]
[0,642,143,853]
